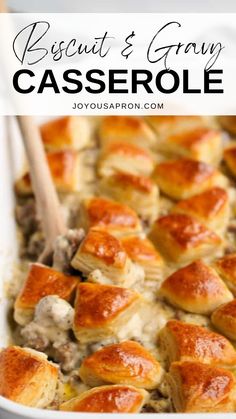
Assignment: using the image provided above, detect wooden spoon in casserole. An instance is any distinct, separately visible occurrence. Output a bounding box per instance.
[16,116,66,263]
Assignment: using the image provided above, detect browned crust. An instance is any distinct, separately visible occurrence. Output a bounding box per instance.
[161,260,226,298]
[79,229,127,267]
[40,117,74,147]
[16,150,79,194]
[224,147,236,176]
[121,236,163,265]
[46,150,79,189]
[213,299,236,317]
[112,172,154,193]
[160,260,232,313]
[60,385,146,413]
[99,116,154,142]
[79,340,161,387]
[146,116,203,134]
[154,159,215,188]
[211,300,236,340]
[169,361,235,412]
[154,214,221,249]
[161,320,236,365]
[0,346,58,401]
[40,116,89,150]
[104,142,153,161]
[214,254,236,287]
[84,197,140,230]
[15,264,79,309]
[74,283,139,329]
[173,187,228,220]
[219,116,236,135]
[167,127,220,150]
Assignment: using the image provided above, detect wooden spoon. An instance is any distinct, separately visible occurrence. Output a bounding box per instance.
[16,116,66,263]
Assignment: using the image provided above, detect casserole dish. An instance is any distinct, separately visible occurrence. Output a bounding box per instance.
[0,117,95,419]
[1,115,236,418]
[0,117,201,419]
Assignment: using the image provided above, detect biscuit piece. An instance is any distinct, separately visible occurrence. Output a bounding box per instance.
[167,361,236,413]
[99,172,159,222]
[99,116,156,150]
[153,158,227,200]
[98,142,155,178]
[40,116,91,151]
[172,187,229,233]
[160,260,233,314]
[159,320,236,367]
[121,236,164,280]
[212,299,236,340]
[159,128,222,165]
[14,264,78,325]
[146,115,209,138]
[73,283,141,343]
[15,150,82,195]
[71,229,140,287]
[224,147,236,177]
[0,346,58,408]
[149,214,222,264]
[79,197,142,236]
[60,385,148,413]
[214,254,236,295]
[218,116,236,135]
[79,340,163,389]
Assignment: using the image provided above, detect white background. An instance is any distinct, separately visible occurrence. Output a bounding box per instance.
[0,13,235,115]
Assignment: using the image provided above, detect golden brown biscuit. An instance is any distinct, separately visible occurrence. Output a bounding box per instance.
[218,116,236,135]
[159,319,236,367]
[212,299,236,340]
[98,142,155,178]
[79,340,163,389]
[121,236,164,280]
[79,197,142,236]
[146,115,207,138]
[60,385,148,413]
[0,346,58,408]
[159,128,222,165]
[15,150,82,195]
[14,264,78,325]
[99,116,156,150]
[71,229,139,287]
[153,158,227,200]
[172,187,230,233]
[214,254,236,295]
[160,260,233,314]
[73,283,141,343]
[167,361,236,413]
[40,116,91,151]
[224,147,236,177]
[149,214,222,264]
[99,172,159,223]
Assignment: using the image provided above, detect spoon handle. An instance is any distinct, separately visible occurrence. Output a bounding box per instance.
[17,115,66,263]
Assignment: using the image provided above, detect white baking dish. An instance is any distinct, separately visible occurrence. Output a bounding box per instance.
[0,117,234,419]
